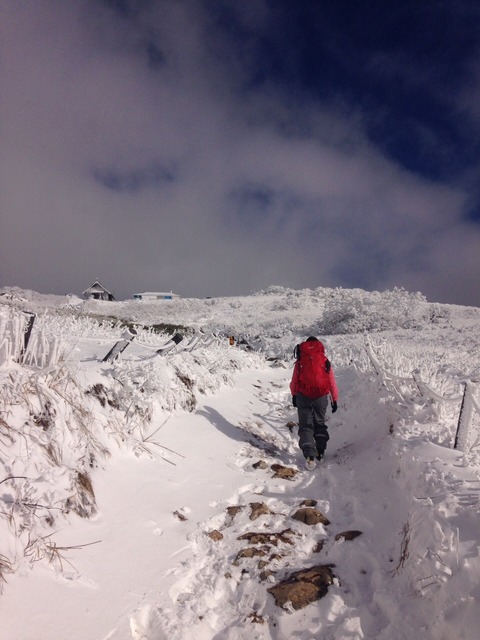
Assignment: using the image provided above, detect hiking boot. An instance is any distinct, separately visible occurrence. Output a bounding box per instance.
[304,457,316,471]
[316,452,324,461]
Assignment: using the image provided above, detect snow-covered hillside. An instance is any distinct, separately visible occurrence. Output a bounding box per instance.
[1,285,480,640]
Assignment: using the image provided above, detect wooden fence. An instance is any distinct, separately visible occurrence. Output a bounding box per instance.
[365,339,479,454]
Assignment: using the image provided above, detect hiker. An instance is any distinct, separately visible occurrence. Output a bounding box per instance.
[290,336,338,470]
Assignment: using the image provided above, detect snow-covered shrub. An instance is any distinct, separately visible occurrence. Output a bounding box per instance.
[0,307,25,365]
[269,297,303,311]
[34,310,127,340]
[110,342,265,423]
[318,288,429,335]
[0,306,116,369]
[361,337,472,447]
[255,285,292,296]
[22,330,67,369]
[0,363,112,585]
[429,303,451,324]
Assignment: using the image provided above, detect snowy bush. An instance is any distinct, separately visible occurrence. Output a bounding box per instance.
[318,287,429,335]
[0,309,268,587]
[0,308,69,369]
[0,307,25,364]
[254,285,293,296]
[0,364,111,584]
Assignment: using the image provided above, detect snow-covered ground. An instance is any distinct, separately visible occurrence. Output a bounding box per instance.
[1,285,480,639]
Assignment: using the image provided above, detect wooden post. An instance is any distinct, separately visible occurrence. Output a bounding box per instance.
[454,383,473,451]
[156,332,183,355]
[19,312,36,364]
[102,327,137,363]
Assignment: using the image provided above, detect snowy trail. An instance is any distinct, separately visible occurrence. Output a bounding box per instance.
[2,329,480,639]
[103,362,412,640]
[117,359,480,640]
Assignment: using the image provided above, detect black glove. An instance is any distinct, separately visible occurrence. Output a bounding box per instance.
[292,395,297,408]
[331,401,338,413]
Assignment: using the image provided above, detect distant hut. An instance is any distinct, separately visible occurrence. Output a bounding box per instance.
[83,279,115,301]
[133,291,179,301]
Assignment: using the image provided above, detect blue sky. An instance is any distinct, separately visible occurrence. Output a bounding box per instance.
[1,0,480,305]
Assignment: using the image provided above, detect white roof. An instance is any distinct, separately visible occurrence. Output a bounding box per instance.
[134,291,179,296]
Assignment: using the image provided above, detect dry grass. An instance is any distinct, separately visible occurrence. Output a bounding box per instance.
[0,553,13,593]
[0,553,13,584]
[24,533,101,572]
[391,520,411,574]
[65,471,97,519]
[0,415,15,448]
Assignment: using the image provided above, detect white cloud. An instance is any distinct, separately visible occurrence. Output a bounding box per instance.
[1,0,479,304]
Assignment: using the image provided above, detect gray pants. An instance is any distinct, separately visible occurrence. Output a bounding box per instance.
[296,392,329,459]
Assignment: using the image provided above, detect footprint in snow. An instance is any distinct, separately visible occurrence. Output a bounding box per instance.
[129,604,165,640]
[145,520,164,536]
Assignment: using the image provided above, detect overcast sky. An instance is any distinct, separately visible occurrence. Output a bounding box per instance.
[1,0,480,305]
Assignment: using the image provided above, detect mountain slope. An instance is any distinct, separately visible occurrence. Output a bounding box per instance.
[1,286,480,639]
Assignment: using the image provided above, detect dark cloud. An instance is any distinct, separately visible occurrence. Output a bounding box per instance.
[207,0,480,181]
[1,0,480,305]
[145,39,165,68]
[93,161,176,192]
[98,0,153,20]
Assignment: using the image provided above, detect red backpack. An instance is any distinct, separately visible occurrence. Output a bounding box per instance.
[293,340,331,398]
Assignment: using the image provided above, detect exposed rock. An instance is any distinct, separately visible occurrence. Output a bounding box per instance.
[235,546,269,562]
[173,510,187,522]
[237,529,295,546]
[286,421,297,432]
[246,612,266,624]
[268,565,335,610]
[253,460,268,470]
[335,530,362,541]
[259,569,275,581]
[271,464,298,480]
[207,530,224,542]
[249,502,272,520]
[225,505,244,524]
[300,499,318,507]
[292,507,330,526]
[313,539,326,553]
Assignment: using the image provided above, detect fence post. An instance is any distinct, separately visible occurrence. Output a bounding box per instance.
[454,383,473,451]
[102,327,137,363]
[19,312,36,364]
[411,369,424,397]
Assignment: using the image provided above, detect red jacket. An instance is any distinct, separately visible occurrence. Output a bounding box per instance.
[290,340,338,401]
